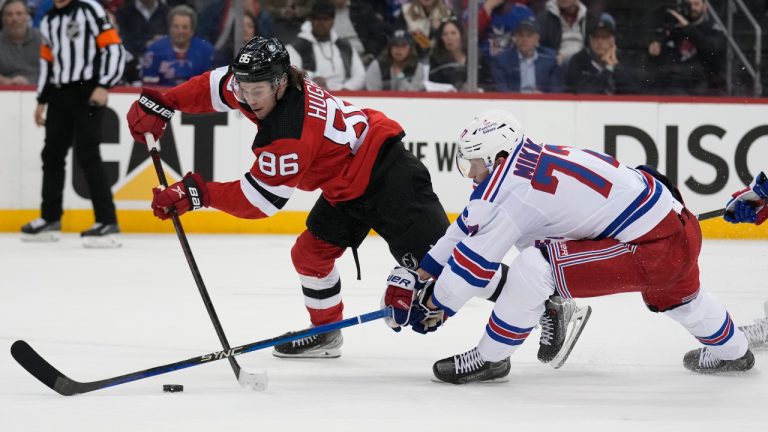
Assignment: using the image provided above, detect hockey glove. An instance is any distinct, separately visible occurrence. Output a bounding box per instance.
[724,171,768,225]
[381,266,430,332]
[127,88,176,144]
[151,172,209,220]
[409,281,446,334]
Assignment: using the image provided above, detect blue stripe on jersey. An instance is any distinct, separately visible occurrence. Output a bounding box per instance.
[469,143,523,203]
[489,144,523,202]
[430,293,456,317]
[419,253,444,279]
[456,208,469,235]
[456,242,500,273]
[470,175,492,201]
[597,174,661,239]
[447,256,489,288]
[609,179,662,238]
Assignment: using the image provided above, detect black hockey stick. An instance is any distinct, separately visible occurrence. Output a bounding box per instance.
[11,307,392,396]
[697,208,726,221]
[145,134,253,386]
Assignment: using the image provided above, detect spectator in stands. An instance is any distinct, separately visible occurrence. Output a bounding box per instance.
[143,5,214,86]
[115,0,170,86]
[428,18,495,91]
[212,11,258,67]
[286,0,365,91]
[198,0,273,54]
[566,13,644,94]
[330,0,391,66]
[365,29,426,91]
[0,0,40,85]
[491,16,562,93]
[647,0,726,95]
[478,0,534,57]
[268,0,310,44]
[395,0,454,57]
[537,0,596,66]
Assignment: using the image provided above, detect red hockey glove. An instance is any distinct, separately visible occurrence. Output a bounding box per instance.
[151,172,209,220]
[127,88,176,144]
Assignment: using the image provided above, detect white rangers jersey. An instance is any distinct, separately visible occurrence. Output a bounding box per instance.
[420,137,682,315]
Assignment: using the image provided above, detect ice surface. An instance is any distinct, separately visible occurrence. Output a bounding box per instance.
[1,234,766,431]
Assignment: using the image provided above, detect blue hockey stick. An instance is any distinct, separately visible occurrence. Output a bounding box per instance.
[11,307,393,396]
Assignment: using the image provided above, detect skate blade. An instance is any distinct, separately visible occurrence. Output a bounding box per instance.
[430,376,510,384]
[21,232,60,242]
[272,348,341,359]
[549,305,592,369]
[82,234,121,249]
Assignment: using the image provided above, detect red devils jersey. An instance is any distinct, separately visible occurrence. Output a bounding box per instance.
[165,66,404,219]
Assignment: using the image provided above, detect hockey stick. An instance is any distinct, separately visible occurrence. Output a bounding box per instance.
[697,208,726,221]
[145,133,257,388]
[11,307,393,396]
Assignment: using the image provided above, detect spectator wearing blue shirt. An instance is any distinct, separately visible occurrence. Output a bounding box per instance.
[478,0,534,57]
[491,17,562,93]
[143,5,213,86]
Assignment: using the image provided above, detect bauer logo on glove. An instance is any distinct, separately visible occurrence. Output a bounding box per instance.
[138,95,174,119]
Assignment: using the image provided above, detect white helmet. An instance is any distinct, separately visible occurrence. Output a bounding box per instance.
[455,109,524,177]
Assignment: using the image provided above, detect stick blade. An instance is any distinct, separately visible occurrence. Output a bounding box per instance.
[11,340,79,396]
[238,370,268,391]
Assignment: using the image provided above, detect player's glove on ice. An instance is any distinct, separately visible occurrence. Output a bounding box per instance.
[151,172,209,220]
[127,88,175,144]
[408,281,446,334]
[724,171,768,225]
[381,267,430,332]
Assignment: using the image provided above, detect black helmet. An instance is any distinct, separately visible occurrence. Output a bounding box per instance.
[231,37,290,83]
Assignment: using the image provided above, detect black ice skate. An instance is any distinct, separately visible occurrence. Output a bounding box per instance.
[20,218,61,242]
[272,329,343,358]
[538,296,591,369]
[81,223,121,248]
[683,347,755,374]
[432,347,511,384]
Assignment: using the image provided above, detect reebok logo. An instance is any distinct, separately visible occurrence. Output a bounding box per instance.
[139,96,174,119]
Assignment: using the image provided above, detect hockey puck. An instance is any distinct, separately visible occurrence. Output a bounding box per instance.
[163,384,183,393]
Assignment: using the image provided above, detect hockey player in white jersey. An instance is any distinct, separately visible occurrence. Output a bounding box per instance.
[383,109,757,384]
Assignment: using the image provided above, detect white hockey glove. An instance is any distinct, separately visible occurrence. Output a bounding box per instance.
[381,267,429,332]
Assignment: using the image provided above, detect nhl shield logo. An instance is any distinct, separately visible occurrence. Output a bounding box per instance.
[66,21,80,39]
[401,252,419,270]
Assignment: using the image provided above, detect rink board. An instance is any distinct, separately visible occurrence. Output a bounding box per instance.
[1,88,766,238]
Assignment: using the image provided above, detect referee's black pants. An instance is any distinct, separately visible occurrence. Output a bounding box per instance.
[40,84,117,224]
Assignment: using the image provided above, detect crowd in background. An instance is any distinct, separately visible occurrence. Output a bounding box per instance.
[1,0,767,96]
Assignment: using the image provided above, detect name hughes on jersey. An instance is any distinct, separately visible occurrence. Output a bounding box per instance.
[306,79,328,122]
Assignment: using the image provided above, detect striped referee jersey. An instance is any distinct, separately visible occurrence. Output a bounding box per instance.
[37,0,125,102]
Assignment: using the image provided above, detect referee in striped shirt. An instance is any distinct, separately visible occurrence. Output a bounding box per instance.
[22,0,126,247]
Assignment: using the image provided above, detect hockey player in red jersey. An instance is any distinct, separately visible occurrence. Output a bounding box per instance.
[383,109,758,383]
[126,37,452,358]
